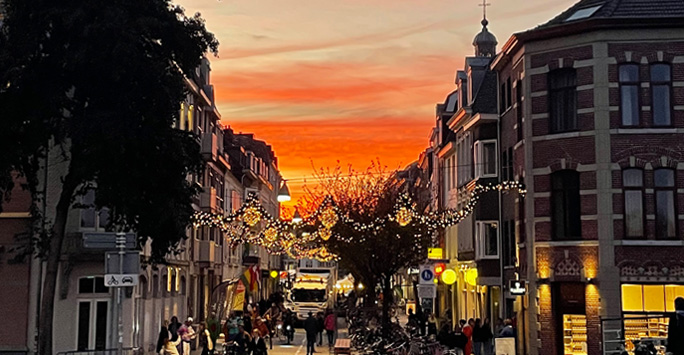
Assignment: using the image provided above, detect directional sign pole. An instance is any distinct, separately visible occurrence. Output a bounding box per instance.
[116,233,125,355]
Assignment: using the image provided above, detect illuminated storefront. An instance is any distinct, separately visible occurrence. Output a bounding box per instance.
[620,284,684,354]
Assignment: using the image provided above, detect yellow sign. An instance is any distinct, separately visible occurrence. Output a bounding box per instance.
[428,248,443,259]
[466,268,479,286]
[441,269,457,285]
[270,270,278,279]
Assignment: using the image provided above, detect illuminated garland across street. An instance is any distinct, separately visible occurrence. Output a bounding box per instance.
[192,181,526,261]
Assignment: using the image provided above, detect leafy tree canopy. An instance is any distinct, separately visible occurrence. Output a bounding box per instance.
[0,0,218,259]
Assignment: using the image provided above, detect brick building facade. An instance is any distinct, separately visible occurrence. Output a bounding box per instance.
[493,1,684,354]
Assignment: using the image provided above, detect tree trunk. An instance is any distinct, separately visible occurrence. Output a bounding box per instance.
[381,276,393,338]
[38,172,77,355]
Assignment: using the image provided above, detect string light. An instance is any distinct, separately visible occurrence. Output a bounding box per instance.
[191,181,526,261]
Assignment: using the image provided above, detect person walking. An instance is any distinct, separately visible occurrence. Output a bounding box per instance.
[498,319,515,338]
[473,318,483,355]
[427,313,438,336]
[316,312,325,346]
[462,318,474,355]
[481,318,494,355]
[160,336,182,355]
[668,297,684,355]
[198,322,214,355]
[157,320,171,355]
[178,317,196,355]
[168,316,182,353]
[324,310,337,347]
[304,312,318,355]
[250,328,268,355]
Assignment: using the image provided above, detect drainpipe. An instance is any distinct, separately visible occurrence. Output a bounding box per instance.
[496,71,505,325]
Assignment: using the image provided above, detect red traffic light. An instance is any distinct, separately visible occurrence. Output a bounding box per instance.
[434,263,446,276]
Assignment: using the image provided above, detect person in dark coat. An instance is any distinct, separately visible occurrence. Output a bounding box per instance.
[316,312,325,346]
[304,312,318,355]
[668,297,684,355]
[169,316,182,341]
[249,328,268,355]
[156,320,170,354]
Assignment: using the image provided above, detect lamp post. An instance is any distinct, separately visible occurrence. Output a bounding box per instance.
[277,180,291,202]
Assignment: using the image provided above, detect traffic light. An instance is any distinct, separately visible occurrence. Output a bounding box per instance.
[433,263,446,276]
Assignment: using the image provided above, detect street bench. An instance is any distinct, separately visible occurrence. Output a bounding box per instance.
[334,338,351,354]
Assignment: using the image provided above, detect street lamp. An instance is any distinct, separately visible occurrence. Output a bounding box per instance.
[277,180,291,202]
[292,208,302,223]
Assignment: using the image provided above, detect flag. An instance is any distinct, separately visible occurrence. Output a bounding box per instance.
[232,281,245,311]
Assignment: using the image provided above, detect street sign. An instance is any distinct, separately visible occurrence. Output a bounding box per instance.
[105,251,141,275]
[509,279,526,296]
[104,274,139,287]
[419,264,434,285]
[83,232,136,249]
[417,284,436,299]
[427,248,443,259]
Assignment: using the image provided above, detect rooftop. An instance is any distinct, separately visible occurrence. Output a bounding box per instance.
[538,0,684,29]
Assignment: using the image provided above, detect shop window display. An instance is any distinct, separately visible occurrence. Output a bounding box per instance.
[563,314,587,355]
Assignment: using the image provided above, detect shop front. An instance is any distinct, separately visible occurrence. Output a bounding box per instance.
[619,283,684,354]
[554,283,588,355]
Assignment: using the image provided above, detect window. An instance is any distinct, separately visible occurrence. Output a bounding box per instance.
[507,77,512,110]
[564,5,602,22]
[548,69,577,133]
[623,169,644,238]
[457,133,473,187]
[502,220,516,267]
[651,64,671,126]
[474,140,497,178]
[516,79,523,141]
[230,190,241,212]
[501,147,513,181]
[551,170,581,240]
[476,221,498,259]
[78,277,108,294]
[80,189,110,230]
[77,300,108,351]
[619,64,640,126]
[654,169,676,239]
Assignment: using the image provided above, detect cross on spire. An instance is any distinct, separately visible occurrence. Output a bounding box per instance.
[479,0,491,20]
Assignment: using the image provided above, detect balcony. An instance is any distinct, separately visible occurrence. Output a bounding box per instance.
[194,240,216,264]
[201,132,217,161]
[199,187,217,211]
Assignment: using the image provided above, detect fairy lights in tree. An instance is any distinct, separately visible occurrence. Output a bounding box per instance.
[191,181,526,261]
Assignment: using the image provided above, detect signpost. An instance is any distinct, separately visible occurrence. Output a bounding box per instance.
[419,264,434,285]
[98,233,138,355]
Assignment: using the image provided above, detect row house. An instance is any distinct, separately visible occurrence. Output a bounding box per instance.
[0,56,286,354]
[426,17,506,325]
[492,1,684,355]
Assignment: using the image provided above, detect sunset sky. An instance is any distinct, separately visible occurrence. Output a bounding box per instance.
[176,0,578,207]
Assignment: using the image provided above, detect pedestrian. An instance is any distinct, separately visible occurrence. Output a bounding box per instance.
[324,310,337,347]
[156,320,171,355]
[494,318,504,338]
[416,305,426,336]
[169,316,182,341]
[160,336,182,355]
[304,312,318,355]
[250,328,268,355]
[481,318,494,355]
[178,317,196,355]
[498,318,515,338]
[198,322,214,355]
[668,297,684,355]
[462,318,474,355]
[235,325,251,355]
[316,311,325,346]
[428,313,438,336]
[473,318,483,355]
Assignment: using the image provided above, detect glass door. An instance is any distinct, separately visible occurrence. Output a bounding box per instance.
[77,300,109,350]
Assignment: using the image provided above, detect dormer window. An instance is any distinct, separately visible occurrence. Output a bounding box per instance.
[564,4,602,22]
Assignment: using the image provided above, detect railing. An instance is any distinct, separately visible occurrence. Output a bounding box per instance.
[56,348,142,355]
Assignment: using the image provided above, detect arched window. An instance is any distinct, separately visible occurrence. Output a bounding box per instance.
[180,276,187,296]
[619,64,640,126]
[152,274,159,298]
[548,69,577,133]
[138,276,148,299]
[623,169,644,237]
[162,275,168,298]
[551,170,581,240]
[651,64,671,126]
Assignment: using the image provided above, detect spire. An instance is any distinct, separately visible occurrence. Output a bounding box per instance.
[473,1,497,57]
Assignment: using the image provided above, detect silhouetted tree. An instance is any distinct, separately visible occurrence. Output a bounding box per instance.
[299,162,432,335]
[0,0,218,353]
